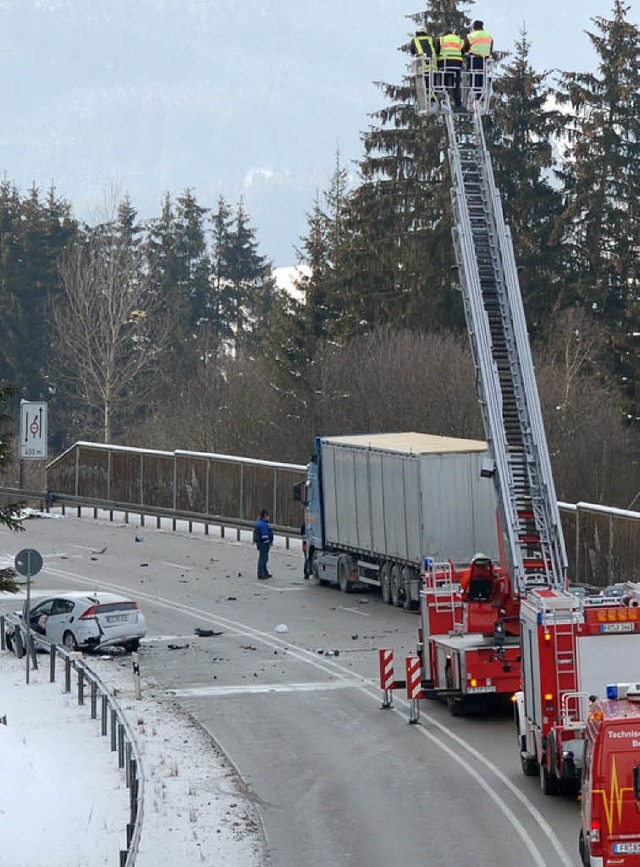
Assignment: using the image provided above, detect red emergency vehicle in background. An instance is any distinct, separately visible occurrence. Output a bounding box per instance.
[579,682,640,867]
[418,556,521,714]
[515,584,640,796]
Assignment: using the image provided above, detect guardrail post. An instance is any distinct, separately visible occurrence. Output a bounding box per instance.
[77,667,84,705]
[101,695,108,736]
[64,656,71,692]
[125,741,132,787]
[1,616,5,650]
[49,646,56,682]
[90,680,98,719]
[111,708,117,751]
[118,723,125,768]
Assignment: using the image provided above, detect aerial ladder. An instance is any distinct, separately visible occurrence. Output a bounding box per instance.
[412,56,568,598]
[377,55,571,720]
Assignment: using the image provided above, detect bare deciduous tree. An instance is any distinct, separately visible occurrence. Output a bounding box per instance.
[52,229,174,442]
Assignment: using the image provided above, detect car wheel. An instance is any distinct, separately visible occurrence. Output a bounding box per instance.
[124,639,140,652]
[62,630,79,652]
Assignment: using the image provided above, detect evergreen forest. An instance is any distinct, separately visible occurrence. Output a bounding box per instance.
[0,0,637,511]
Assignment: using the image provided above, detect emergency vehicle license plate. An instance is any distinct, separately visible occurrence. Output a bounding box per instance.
[601,622,635,633]
[467,685,497,694]
[613,842,640,854]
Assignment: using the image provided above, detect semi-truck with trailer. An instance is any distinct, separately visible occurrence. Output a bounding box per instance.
[294,432,499,609]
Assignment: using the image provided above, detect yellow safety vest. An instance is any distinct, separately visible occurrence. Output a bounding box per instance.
[413,34,435,64]
[439,33,463,62]
[466,29,492,57]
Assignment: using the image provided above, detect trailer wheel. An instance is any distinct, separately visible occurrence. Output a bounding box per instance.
[390,564,403,607]
[338,556,353,594]
[380,563,393,605]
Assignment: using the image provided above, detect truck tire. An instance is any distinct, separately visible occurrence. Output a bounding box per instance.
[402,566,418,611]
[520,753,539,777]
[338,556,353,594]
[390,564,403,607]
[311,553,329,586]
[380,562,393,605]
[540,763,558,795]
[578,830,590,866]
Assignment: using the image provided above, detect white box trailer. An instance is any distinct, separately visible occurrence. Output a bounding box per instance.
[300,432,499,608]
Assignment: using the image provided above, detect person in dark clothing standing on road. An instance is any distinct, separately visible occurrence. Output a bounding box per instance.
[254,509,274,579]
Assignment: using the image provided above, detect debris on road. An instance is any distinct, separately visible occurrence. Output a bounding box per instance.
[275,624,289,633]
[194,628,223,637]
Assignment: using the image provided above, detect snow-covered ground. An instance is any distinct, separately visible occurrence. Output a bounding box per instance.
[0,644,265,867]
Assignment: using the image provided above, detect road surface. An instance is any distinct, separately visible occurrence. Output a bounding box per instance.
[0,513,583,866]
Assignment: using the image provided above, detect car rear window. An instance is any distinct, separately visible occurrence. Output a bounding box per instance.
[96,601,137,613]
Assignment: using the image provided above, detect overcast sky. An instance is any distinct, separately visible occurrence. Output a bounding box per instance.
[0,0,633,267]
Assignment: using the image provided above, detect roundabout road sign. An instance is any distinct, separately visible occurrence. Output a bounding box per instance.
[14,548,43,577]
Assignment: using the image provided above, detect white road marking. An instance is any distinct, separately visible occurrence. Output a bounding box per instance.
[40,561,572,866]
[161,561,191,570]
[171,681,359,698]
[337,605,370,617]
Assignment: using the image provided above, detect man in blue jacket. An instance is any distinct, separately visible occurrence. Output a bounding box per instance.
[254,509,274,579]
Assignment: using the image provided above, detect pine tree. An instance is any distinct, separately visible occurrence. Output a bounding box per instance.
[486,31,565,333]
[0,382,24,590]
[328,0,475,339]
[222,202,276,350]
[0,183,77,401]
[295,152,351,350]
[554,0,640,420]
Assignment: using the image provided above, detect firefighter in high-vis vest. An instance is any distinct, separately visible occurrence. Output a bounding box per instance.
[411,28,436,83]
[434,30,464,109]
[463,20,493,98]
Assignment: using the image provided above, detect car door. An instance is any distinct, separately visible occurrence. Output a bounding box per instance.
[28,598,55,636]
[44,598,76,645]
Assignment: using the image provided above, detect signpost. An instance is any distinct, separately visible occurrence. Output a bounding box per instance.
[14,548,43,683]
[19,400,47,460]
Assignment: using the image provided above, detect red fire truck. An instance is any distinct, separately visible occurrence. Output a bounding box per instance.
[418,557,521,714]
[579,682,640,866]
[515,585,640,795]
[404,55,570,716]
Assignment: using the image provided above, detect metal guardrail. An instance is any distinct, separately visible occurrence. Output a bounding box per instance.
[0,612,144,867]
[0,487,302,547]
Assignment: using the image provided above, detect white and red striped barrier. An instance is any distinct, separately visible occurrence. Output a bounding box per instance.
[378,648,396,708]
[405,655,424,724]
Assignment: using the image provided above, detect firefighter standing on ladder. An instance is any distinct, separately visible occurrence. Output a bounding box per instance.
[411,27,437,92]
[463,20,493,100]
[434,30,464,110]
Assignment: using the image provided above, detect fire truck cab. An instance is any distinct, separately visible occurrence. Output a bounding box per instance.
[580,683,640,866]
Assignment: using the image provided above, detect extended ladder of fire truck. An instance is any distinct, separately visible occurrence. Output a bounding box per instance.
[412,59,568,597]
